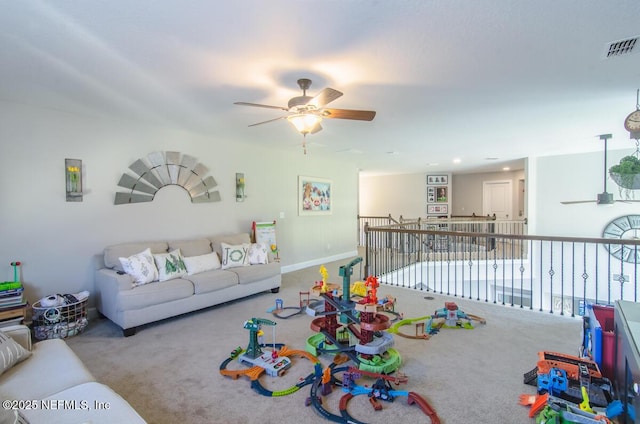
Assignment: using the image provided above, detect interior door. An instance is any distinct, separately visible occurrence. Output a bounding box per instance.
[483,180,513,219]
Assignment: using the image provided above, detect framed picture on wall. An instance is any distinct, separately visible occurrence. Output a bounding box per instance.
[427,174,448,185]
[435,186,448,203]
[427,186,435,203]
[299,176,332,215]
[427,204,449,214]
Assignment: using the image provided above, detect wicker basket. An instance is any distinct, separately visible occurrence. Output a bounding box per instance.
[32,297,88,340]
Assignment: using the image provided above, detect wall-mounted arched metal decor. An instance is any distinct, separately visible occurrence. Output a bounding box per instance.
[114,151,221,205]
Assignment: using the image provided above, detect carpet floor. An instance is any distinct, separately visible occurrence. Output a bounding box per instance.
[66,256,582,424]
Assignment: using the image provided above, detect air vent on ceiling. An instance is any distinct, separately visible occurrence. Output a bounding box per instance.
[604,36,639,58]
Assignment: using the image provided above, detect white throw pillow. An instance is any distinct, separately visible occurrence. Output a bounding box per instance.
[183,252,221,275]
[118,248,159,286]
[0,331,31,376]
[248,243,269,265]
[220,243,250,269]
[153,249,188,281]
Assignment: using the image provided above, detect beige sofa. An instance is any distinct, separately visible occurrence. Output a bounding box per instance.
[0,324,146,424]
[95,233,281,336]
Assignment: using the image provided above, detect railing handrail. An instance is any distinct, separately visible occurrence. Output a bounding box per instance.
[365,223,640,247]
[363,217,640,317]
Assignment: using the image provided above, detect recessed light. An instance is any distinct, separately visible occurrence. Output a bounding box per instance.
[503,167,510,171]
[453,158,461,164]
[485,157,499,161]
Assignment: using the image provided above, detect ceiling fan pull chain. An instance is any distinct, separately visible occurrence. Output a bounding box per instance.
[636,88,639,110]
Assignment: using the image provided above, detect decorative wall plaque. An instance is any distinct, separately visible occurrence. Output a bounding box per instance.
[114,151,221,205]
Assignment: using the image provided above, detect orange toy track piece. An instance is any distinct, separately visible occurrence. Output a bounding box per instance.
[528,393,549,418]
[536,351,602,380]
[407,392,440,424]
[518,394,537,406]
[220,364,265,381]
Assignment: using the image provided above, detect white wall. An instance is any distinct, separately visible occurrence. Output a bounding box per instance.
[452,170,525,217]
[360,170,524,219]
[359,173,427,218]
[534,148,638,237]
[0,103,359,304]
[359,149,638,240]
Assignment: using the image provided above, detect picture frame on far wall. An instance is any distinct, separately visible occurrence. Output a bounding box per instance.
[299,176,332,215]
[427,204,448,214]
[427,186,435,203]
[435,186,448,203]
[427,174,448,185]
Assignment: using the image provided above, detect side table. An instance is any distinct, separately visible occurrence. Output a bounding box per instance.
[0,303,29,327]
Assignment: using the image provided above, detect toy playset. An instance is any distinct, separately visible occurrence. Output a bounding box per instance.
[519,350,630,423]
[220,258,451,423]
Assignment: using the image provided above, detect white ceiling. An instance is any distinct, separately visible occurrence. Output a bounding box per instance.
[2,1,640,175]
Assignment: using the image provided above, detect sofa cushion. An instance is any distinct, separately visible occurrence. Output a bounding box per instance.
[21,382,147,424]
[211,233,251,258]
[0,408,27,424]
[1,339,95,400]
[228,262,281,285]
[105,241,168,272]
[220,242,250,269]
[118,278,194,311]
[119,248,159,286]
[0,331,31,376]
[168,238,212,257]
[184,269,238,294]
[248,243,269,265]
[183,252,220,275]
[153,249,187,281]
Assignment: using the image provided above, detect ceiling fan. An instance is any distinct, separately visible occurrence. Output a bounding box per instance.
[234,78,376,146]
[561,133,640,205]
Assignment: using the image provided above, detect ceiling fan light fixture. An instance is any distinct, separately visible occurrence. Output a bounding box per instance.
[287,113,322,135]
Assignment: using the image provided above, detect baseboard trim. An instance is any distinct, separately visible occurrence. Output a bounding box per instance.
[281,250,359,274]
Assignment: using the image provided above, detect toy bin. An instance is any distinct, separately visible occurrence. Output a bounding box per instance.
[32,297,88,340]
[583,303,615,381]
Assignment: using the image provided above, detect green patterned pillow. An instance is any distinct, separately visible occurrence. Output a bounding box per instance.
[220,243,250,269]
[153,249,187,281]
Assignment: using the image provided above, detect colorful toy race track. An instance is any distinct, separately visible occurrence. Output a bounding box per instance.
[388,315,434,339]
[431,302,486,329]
[306,365,441,424]
[221,259,443,423]
[520,351,618,422]
[305,258,401,374]
[270,291,324,319]
[219,317,322,397]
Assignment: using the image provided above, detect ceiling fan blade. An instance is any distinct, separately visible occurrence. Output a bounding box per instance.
[322,108,376,121]
[248,116,287,127]
[234,102,288,111]
[561,200,597,205]
[306,88,343,109]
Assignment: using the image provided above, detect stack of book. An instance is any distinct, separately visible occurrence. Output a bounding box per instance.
[0,281,27,326]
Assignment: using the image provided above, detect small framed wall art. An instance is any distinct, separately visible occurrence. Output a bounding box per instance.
[427,204,448,214]
[427,174,448,185]
[65,158,83,202]
[299,176,332,215]
[435,186,448,203]
[427,186,435,203]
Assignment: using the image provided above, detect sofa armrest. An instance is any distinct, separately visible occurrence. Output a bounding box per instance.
[1,324,32,351]
[96,268,135,292]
